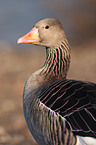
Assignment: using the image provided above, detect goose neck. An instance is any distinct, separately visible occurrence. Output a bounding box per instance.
[40,40,71,81]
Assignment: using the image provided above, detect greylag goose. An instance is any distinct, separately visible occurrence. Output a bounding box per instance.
[17,18,96,145]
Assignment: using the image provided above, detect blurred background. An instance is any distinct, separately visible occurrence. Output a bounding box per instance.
[0,0,96,145]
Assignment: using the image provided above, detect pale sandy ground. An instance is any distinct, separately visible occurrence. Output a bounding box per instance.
[0,39,96,145]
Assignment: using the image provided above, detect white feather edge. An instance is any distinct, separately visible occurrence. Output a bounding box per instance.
[77,136,96,145]
[39,102,96,145]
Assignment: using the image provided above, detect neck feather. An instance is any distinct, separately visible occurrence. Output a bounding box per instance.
[40,39,71,82]
[24,39,71,96]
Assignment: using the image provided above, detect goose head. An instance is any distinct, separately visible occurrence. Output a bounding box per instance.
[17,18,66,48]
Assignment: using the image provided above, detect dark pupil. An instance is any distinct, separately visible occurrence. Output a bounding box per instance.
[45,25,49,29]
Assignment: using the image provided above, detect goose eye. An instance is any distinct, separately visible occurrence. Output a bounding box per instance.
[45,25,49,29]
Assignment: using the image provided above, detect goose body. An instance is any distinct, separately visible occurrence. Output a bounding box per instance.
[17,18,96,145]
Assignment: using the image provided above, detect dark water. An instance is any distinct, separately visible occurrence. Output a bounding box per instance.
[0,0,96,45]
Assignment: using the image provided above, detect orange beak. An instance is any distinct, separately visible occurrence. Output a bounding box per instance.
[17,27,40,44]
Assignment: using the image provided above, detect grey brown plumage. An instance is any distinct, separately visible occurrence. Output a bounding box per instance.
[17,18,96,145]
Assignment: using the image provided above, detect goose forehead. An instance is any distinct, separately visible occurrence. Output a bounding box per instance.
[34,18,62,28]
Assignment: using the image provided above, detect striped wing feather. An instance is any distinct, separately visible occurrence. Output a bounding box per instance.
[39,79,96,138]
